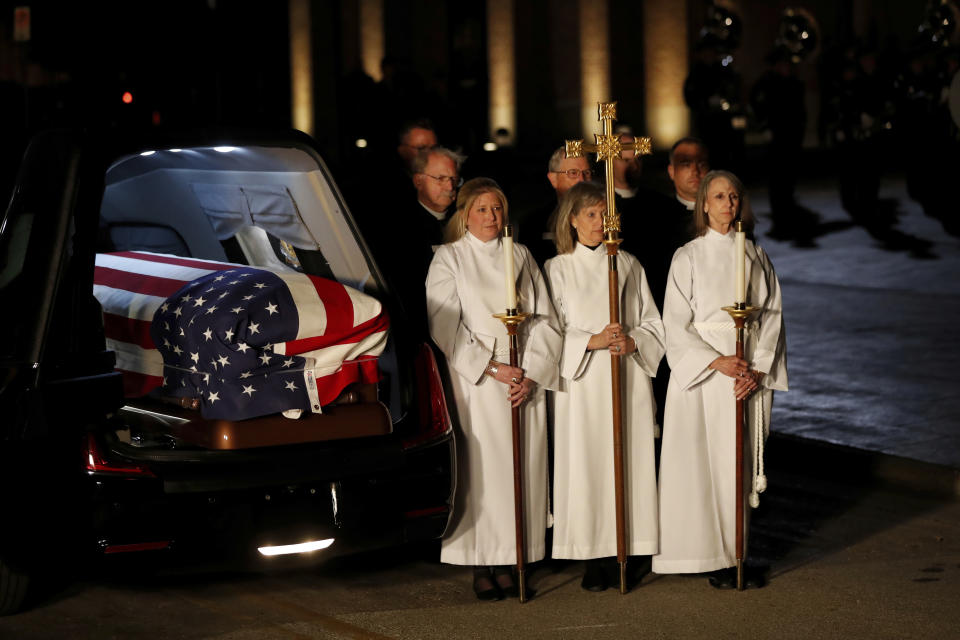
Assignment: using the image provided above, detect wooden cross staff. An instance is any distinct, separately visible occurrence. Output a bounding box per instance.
[564,101,652,594]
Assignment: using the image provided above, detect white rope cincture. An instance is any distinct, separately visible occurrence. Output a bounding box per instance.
[749,392,767,508]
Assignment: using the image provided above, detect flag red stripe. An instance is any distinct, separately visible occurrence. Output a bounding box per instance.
[306,274,354,335]
[95,266,188,298]
[314,357,383,407]
[111,251,235,271]
[282,310,390,355]
[122,370,164,397]
[103,312,156,350]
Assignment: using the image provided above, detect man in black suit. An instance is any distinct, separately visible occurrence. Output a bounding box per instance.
[621,137,710,429]
[519,147,593,266]
[373,146,464,338]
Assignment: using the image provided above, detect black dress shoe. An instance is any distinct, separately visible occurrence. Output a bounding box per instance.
[581,559,608,592]
[707,568,736,590]
[493,566,519,599]
[473,568,502,601]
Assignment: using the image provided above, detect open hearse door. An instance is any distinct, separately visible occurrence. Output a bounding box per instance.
[0,129,455,615]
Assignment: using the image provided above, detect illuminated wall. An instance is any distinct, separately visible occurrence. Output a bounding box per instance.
[579,0,611,136]
[360,0,385,82]
[642,0,690,148]
[487,0,516,144]
[289,0,313,136]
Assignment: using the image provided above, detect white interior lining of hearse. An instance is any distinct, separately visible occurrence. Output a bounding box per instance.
[102,149,375,292]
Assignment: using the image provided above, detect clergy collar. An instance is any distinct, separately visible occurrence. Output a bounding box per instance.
[615,186,637,199]
[676,194,696,210]
[418,200,447,221]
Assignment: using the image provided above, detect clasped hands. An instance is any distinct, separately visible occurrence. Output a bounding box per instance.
[487,360,537,407]
[587,322,636,356]
[710,355,764,400]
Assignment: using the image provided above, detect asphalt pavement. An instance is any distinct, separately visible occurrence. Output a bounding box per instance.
[753,175,960,495]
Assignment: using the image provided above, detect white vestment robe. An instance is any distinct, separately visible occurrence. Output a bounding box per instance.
[426,231,561,566]
[652,228,788,574]
[545,244,665,559]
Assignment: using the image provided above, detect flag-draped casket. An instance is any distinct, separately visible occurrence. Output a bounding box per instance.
[93,251,388,420]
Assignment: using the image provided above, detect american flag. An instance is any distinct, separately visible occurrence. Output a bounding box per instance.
[93,251,388,420]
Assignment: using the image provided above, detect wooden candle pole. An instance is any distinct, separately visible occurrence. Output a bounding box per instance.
[723,241,757,593]
[493,311,531,602]
[495,226,531,602]
[565,102,652,593]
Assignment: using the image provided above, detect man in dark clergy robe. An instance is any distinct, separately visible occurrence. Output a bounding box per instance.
[519,147,593,267]
[611,131,646,242]
[621,137,709,428]
[375,146,464,338]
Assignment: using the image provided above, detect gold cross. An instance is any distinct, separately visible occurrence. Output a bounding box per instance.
[565,102,652,243]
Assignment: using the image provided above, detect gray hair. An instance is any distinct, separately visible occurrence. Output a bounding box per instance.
[411,146,466,174]
[547,146,568,172]
[693,170,754,237]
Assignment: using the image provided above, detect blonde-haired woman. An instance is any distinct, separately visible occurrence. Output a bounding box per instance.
[652,170,787,589]
[426,177,561,600]
[544,181,665,591]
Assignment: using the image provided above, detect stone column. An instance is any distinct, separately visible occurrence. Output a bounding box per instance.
[642,0,690,148]
[360,0,385,82]
[289,0,313,136]
[487,0,516,145]
[578,0,611,136]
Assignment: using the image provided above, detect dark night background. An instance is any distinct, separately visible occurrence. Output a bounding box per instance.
[0,0,957,231]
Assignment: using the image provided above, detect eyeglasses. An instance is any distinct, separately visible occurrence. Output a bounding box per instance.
[423,174,464,187]
[552,169,593,180]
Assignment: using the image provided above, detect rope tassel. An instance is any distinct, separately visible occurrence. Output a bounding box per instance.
[749,392,767,508]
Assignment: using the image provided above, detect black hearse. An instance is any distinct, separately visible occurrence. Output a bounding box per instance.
[0,130,455,615]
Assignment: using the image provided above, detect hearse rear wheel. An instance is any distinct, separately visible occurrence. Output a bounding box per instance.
[0,556,30,616]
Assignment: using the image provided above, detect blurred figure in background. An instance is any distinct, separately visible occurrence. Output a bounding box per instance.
[750,48,811,243]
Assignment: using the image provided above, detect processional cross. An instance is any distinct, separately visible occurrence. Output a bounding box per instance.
[565,102,652,244]
[565,101,652,594]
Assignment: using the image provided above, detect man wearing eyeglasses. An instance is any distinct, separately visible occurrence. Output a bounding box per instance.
[411,147,464,243]
[379,145,464,337]
[520,147,594,266]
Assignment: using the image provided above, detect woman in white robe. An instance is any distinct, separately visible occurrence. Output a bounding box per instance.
[426,178,561,600]
[544,182,665,591]
[652,170,788,588]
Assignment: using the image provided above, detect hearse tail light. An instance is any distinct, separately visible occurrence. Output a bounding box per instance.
[404,343,453,449]
[83,433,156,477]
[257,539,334,556]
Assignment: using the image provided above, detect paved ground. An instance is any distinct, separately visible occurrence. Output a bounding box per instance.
[752,176,960,472]
[2,174,958,638]
[1,450,957,639]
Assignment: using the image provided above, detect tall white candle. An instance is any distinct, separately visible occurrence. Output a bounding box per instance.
[503,225,517,310]
[735,220,746,303]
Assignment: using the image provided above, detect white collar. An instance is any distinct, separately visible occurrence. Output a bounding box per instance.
[615,186,637,199]
[419,200,447,221]
[676,194,695,210]
[573,241,606,259]
[705,226,735,242]
[464,230,501,252]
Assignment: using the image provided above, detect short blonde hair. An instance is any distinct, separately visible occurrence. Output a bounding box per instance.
[554,182,605,254]
[444,177,509,243]
[693,170,754,237]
